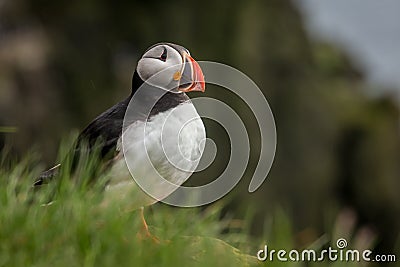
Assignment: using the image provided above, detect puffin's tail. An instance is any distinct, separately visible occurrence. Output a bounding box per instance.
[33,164,61,187]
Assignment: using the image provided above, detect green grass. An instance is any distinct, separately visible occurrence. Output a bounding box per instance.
[0,140,393,267]
[0,141,260,267]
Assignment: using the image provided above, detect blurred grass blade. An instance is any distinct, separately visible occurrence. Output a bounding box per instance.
[0,126,18,133]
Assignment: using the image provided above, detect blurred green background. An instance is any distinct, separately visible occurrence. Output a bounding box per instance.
[0,0,399,260]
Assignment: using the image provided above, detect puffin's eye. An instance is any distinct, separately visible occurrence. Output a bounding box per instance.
[160,47,167,62]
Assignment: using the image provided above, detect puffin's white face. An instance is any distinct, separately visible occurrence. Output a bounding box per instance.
[136,44,205,93]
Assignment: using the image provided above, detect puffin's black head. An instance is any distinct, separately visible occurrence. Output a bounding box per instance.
[132,43,205,94]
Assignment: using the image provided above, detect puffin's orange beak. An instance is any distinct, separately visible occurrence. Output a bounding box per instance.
[178,53,205,93]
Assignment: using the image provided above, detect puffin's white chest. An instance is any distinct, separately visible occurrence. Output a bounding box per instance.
[105,101,205,208]
[125,101,205,180]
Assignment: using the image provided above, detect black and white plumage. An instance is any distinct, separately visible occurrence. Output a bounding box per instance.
[35,43,206,209]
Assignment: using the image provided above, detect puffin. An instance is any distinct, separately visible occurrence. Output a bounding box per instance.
[34,42,206,238]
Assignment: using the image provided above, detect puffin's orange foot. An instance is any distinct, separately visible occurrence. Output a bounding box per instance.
[136,227,161,244]
[137,207,160,244]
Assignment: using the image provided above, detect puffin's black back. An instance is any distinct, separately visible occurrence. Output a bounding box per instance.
[77,96,130,158]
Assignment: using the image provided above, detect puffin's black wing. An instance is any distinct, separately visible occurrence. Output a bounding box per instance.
[34,71,146,186]
[34,96,131,186]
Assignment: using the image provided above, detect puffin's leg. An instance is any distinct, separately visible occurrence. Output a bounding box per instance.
[137,207,160,243]
[139,207,150,234]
